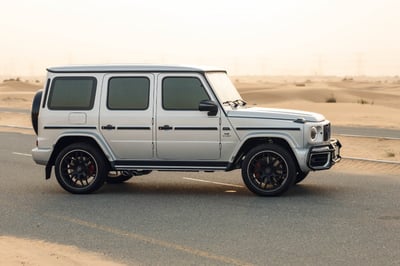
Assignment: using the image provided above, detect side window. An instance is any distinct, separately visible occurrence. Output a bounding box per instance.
[107,77,150,110]
[162,77,210,110]
[48,77,96,110]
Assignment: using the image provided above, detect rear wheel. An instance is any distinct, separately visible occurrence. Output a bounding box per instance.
[241,144,296,196]
[55,143,107,194]
[106,170,152,184]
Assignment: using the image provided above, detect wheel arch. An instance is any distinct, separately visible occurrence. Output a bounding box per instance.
[230,136,301,171]
[47,134,114,168]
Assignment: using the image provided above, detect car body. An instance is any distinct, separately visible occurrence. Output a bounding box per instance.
[31,65,341,196]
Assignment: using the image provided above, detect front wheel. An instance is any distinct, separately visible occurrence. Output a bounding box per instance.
[295,170,310,184]
[241,144,296,196]
[54,143,107,194]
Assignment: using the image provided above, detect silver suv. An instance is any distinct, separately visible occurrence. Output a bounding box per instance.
[31,65,341,196]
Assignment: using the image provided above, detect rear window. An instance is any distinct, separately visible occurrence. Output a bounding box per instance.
[47,77,97,110]
[107,77,150,110]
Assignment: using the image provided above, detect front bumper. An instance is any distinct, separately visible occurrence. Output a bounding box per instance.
[307,139,341,170]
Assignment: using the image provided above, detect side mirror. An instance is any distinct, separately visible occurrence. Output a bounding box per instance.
[199,100,218,116]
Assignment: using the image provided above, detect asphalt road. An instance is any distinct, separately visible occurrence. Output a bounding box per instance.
[1,132,400,265]
[334,126,400,139]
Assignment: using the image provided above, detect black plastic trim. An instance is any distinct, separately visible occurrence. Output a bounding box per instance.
[236,127,301,131]
[117,126,151,130]
[174,127,218,131]
[42,78,51,108]
[113,160,229,168]
[44,126,97,130]
[229,116,299,122]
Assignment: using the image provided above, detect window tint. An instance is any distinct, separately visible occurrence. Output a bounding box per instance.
[48,77,96,110]
[108,77,150,110]
[162,77,209,110]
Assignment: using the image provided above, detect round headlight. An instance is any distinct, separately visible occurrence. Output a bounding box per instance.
[310,127,318,140]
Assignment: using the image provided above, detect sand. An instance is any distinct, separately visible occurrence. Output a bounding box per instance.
[0,76,399,264]
[0,236,125,266]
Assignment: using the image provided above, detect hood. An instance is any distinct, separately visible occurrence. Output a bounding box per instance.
[227,107,325,122]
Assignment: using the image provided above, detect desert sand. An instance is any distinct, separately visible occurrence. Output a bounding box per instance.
[0,236,125,266]
[0,76,399,264]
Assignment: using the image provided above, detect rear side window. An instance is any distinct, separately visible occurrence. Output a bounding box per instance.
[162,77,210,110]
[48,77,97,110]
[107,77,150,110]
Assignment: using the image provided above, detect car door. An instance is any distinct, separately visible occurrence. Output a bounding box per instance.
[156,73,221,160]
[100,73,154,160]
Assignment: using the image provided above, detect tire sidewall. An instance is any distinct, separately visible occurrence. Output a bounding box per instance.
[55,143,107,194]
[241,144,296,196]
[106,171,134,184]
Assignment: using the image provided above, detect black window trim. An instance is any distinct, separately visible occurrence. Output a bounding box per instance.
[42,78,51,108]
[106,76,151,111]
[47,76,97,110]
[161,76,211,111]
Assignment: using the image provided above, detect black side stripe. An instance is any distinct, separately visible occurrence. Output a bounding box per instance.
[174,127,218,131]
[44,126,97,130]
[236,127,301,131]
[117,127,151,130]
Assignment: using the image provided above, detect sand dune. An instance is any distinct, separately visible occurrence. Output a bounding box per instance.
[235,76,400,129]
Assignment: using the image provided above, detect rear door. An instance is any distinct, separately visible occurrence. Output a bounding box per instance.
[100,73,154,160]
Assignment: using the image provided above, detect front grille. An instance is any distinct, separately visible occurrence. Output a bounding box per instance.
[323,123,331,141]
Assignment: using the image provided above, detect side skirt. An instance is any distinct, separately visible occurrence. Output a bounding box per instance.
[112,160,231,171]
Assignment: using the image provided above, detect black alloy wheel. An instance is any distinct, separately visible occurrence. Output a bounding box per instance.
[241,144,296,196]
[55,143,107,194]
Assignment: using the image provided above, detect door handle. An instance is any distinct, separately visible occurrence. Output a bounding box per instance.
[158,125,173,130]
[102,124,115,130]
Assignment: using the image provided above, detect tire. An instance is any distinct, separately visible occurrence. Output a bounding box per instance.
[241,144,296,196]
[54,143,107,194]
[106,170,152,184]
[31,90,43,135]
[295,170,310,184]
[106,171,134,184]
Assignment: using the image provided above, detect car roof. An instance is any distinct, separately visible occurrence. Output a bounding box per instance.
[47,65,227,73]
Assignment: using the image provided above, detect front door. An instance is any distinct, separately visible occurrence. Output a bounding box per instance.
[100,73,154,160]
[156,73,221,160]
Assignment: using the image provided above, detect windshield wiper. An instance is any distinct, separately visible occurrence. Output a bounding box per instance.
[223,99,247,108]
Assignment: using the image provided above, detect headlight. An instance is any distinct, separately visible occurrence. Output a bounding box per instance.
[310,126,318,141]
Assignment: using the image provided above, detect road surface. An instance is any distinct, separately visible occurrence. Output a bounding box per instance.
[1,132,399,265]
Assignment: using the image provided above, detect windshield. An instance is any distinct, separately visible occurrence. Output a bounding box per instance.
[206,72,244,109]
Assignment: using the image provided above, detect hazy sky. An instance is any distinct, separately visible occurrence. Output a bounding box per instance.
[1,0,400,76]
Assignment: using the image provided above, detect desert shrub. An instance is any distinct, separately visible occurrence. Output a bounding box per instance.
[295,82,306,87]
[386,151,395,158]
[357,99,373,105]
[326,94,337,103]
[342,77,354,82]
